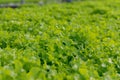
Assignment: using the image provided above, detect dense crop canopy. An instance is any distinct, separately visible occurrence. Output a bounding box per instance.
[0,0,120,80]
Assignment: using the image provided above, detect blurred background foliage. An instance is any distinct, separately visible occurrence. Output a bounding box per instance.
[0,0,90,4]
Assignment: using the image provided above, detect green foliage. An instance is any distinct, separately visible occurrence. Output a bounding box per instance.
[0,0,120,80]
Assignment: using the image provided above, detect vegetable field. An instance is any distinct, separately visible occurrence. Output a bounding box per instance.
[0,0,120,80]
